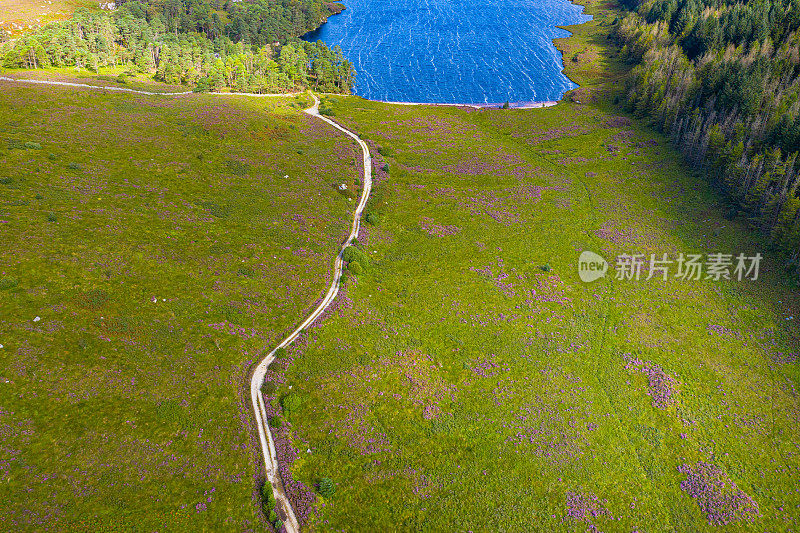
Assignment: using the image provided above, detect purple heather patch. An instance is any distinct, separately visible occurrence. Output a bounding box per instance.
[624,354,679,409]
[420,217,460,237]
[564,490,612,522]
[678,462,760,526]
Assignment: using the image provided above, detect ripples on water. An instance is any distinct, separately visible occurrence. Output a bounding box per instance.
[303,0,591,104]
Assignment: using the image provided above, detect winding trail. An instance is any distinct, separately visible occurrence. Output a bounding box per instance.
[248,95,372,532]
[0,76,372,532]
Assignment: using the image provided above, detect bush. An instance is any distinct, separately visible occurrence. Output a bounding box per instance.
[47,153,57,161]
[24,141,42,149]
[47,212,57,222]
[364,212,379,225]
[318,477,336,497]
[274,347,287,359]
[0,276,18,290]
[541,263,551,272]
[318,101,335,116]
[0,177,12,184]
[261,381,277,395]
[274,520,283,530]
[269,509,277,522]
[67,162,82,170]
[268,416,282,429]
[348,261,363,275]
[342,245,368,266]
[261,480,275,507]
[280,392,302,413]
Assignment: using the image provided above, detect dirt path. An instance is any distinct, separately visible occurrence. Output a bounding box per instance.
[0,78,372,532]
[249,95,372,532]
[0,75,302,97]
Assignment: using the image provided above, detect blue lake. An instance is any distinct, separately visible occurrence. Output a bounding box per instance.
[303,0,591,104]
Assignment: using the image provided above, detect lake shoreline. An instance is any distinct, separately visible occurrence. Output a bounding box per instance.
[377,99,559,109]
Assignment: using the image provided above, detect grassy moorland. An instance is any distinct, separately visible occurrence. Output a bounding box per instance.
[0,81,364,530]
[268,1,800,531]
[0,0,96,37]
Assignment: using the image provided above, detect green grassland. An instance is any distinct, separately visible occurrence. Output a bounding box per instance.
[0,82,364,530]
[270,1,800,531]
[1,0,799,530]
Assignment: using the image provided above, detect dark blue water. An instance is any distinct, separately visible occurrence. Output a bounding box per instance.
[303,0,591,104]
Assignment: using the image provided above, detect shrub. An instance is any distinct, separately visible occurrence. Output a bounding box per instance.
[319,101,335,116]
[280,392,302,413]
[541,263,551,272]
[0,276,18,290]
[365,212,379,225]
[47,153,57,161]
[348,261,363,275]
[274,520,283,530]
[274,347,287,359]
[67,162,82,170]
[342,245,368,265]
[318,477,336,497]
[47,212,57,222]
[0,177,12,184]
[24,141,42,149]
[268,416,282,429]
[269,509,277,522]
[260,481,275,508]
[261,381,277,395]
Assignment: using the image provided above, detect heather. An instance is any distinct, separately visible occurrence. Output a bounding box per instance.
[0,81,360,529]
[271,2,800,529]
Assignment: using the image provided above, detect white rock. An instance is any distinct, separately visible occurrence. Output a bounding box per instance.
[33,316,41,322]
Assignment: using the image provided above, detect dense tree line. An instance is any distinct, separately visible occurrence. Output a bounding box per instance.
[614,0,800,276]
[0,1,354,94]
